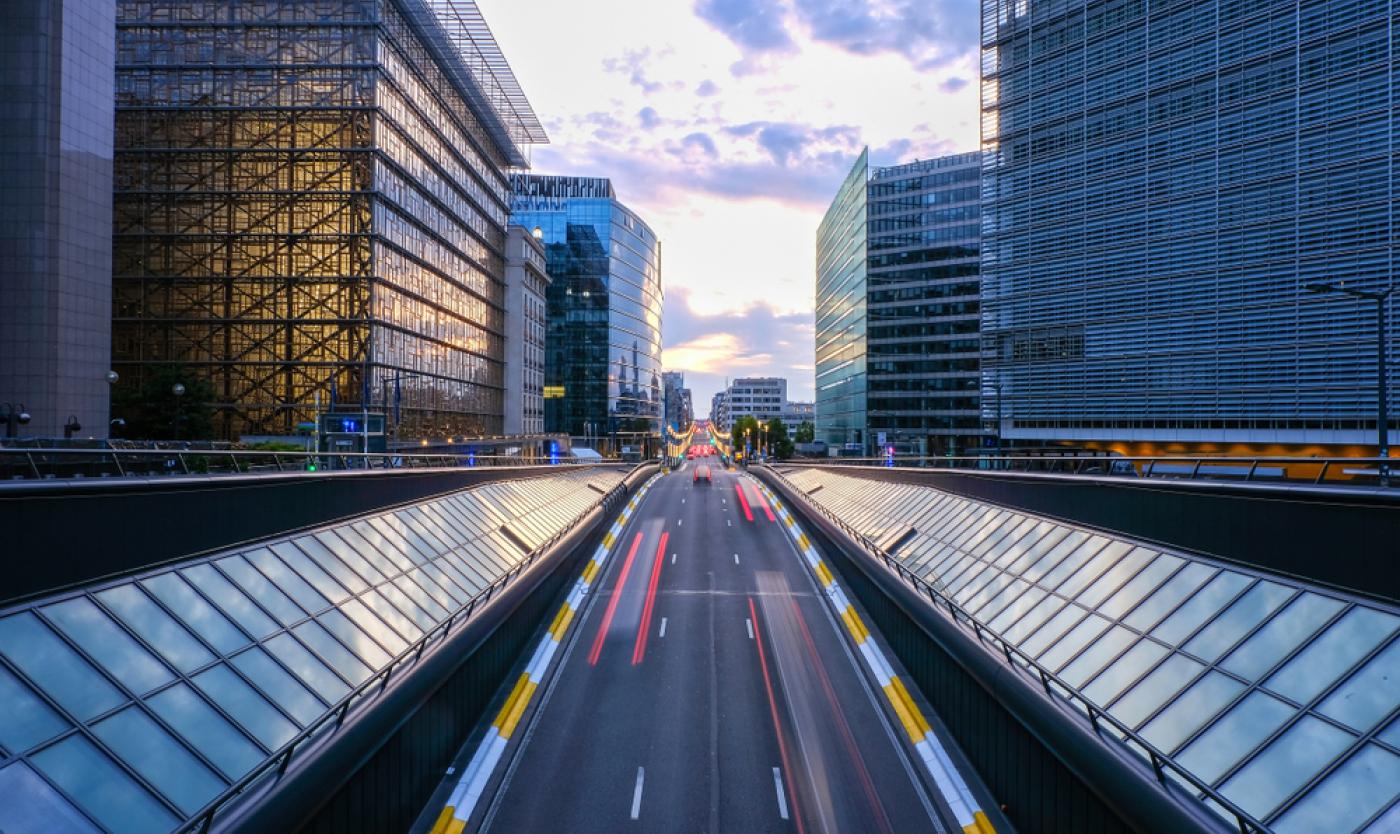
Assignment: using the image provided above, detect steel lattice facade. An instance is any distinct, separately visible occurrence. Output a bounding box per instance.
[113,0,543,439]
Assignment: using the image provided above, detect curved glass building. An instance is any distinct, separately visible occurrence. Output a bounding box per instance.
[509,175,663,455]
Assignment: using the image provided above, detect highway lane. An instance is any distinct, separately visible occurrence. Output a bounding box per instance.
[423,462,963,833]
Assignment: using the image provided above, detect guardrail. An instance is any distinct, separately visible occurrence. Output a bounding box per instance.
[0,447,591,482]
[798,454,1394,488]
[764,466,1268,834]
[180,477,631,834]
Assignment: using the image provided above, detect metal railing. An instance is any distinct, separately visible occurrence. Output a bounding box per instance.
[179,478,630,834]
[0,447,598,482]
[796,454,1395,489]
[764,466,1269,834]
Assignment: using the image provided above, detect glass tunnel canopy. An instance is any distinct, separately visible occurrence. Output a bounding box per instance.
[0,468,623,834]
[780,468,1400,834]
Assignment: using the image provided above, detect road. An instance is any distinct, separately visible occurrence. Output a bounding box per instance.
[425,462,961,834]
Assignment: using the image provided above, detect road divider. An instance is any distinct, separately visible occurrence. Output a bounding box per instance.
[757,478,997,834]
[429,476,658,834]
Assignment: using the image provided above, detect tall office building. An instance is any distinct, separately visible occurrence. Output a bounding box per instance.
[710,389,729,429]
[815,149,870,451]
[0,0,116,439]
[817,149,985,455]
[503,226,549,436]
[509,175,663,455]
[980,0,1397,452]
[661,371,691,429]
[726,377,788,422]
[112,0,546,439]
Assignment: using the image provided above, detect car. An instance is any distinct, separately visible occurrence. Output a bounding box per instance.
[693,465,711,484]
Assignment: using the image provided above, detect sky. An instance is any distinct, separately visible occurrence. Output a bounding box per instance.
[477,0,982,411]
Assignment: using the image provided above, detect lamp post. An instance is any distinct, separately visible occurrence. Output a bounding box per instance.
[2,403,31,439]
[171,383,186,441]
[1305,282,1392,486]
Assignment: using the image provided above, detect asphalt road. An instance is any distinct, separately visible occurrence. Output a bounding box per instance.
[441,462,956,833]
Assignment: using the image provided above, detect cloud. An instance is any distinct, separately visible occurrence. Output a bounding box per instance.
[695,79,721,97]
[693,0,794,52]
[638,106,662,130]
[601,48,664,93]
[681,132,718,157]
[720,121,860,166]
[694,0,978,71]
[940,76,970,93]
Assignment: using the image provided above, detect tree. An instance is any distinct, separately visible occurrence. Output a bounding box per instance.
[765,417,794,459]
[794,421,815,443]
[110,364,216,441]
[730,415,760,456]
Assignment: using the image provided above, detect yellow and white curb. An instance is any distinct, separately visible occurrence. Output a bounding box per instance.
[759,480,997,834]
[428,477,659,834]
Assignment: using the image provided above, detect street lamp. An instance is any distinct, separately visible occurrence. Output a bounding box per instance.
[171,383,186,441]
[2,403,31,439]
[1305,281,1392,486]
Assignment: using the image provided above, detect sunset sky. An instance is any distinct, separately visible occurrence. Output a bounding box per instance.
[477,0,981,409]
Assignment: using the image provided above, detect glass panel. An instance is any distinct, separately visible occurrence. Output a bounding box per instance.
[269,542,350,604]
[0,613,123,721]
[30,734,178,834]
[1122,563,1215,632]
[1108,653,1205,728]
[96,585,214,674]
[229,648,325,725]
[1036,538,1107,591]
[290,622,373,686]
[313,531,388,585]
[1082,639,1170,706]
[294,536,370,593]
[1002,596,1067,646]
[1098,554,1182,620]
[264,633,351,702]
[1381,717,1400,749]
[1140,671,1246,753]
[1363,801,1400,833]
[1177,690,1295,783]
[1059,625,1137,688]
[1152,571,1252,646]
[147,683,264,780]
[1010,530,1086,579]
[214,557,308,626]
[1273,744,1400,834]
[1020,604,1087,659]
[338,598,409,654]
[1222,593,1345,681]
[0,665,68,755]
[989,587,1047,634]
[1220,715,1353,819]
[1184,581,1294,663]
[317,610,393,669]
[1318,637,1400,733]
[0,760,102,834]
[1075,546,1155,608]
[42,598,173,696]
[181,563,279,639]
[377,583,437,632]
[359,589,424,642]
[1039,614,1111,671]
[1267,607,1399,706]
[191,665,298,750]
[142,573,253,654]
[241,549,328,616]
[339,525,409,577]
[92,706,226,814]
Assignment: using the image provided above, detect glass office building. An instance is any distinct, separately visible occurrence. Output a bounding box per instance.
[868,153,984,455]
[818,149,985,455]
[509,175,663,455]
[980,0,1398,451]
[816,150,870,451]
[112,0,546,439]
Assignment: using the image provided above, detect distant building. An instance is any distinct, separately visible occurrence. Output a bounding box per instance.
[510,175,663,455]
[817,149,984,455]
[662,371,692,429]
[710,390,729,429]
[980,0,1398,453]
[111,0,546,439]
[726,377,788,423]
[0,0,115,439]
[504,227,550,435]
[782,401,815,434]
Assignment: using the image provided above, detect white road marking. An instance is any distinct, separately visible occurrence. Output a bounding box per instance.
[659,617,668,638]
[727,519,732,527]
[773,768,789,820]
[722,498,726,504]
[746,618,754,640]
[671,553,677,565]
[734,553,740,564]
[678,518,683,526]
[630,767,646,820]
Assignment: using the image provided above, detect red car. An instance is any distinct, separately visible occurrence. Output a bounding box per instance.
[693,465,711,484]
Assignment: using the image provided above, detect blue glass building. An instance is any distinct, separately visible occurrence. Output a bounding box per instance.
[980,0,1397,452]
[816,150,870,452]
[509,175,663,455]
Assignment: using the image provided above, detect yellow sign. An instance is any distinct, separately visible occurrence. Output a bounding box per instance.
[543,386,565,399]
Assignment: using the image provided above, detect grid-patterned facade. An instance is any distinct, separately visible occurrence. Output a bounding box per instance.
[0,468,623,834]
[815,149,870,451]
[980,0,1398,447]
[868,153,984,455]
[112,0,544,440]
[784,467,1400,834]
[509,175,664,455]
